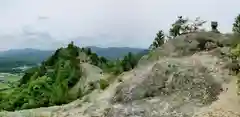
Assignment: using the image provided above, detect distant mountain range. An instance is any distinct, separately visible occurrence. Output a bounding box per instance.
[0,47,147,73]
[87,46,146,59]
[0,48,53,73]
[0,47,146,60]
[0,48,54,62]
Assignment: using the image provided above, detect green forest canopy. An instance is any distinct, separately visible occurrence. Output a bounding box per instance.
[0,42,144,111]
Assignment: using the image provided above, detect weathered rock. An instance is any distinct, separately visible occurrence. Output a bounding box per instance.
[1,32,240,117]
[113,58,221,105]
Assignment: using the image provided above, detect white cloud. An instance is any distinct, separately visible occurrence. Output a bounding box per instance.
[0,0,239,50]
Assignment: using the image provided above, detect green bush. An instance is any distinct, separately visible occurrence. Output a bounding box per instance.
[229,34,240,48]
[230,43,240,95]
[99,79,109,90]
[233,14,240,34]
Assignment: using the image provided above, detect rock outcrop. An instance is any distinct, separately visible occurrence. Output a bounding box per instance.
[1,32,240,117]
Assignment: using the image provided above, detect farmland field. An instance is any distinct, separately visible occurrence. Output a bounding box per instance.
[0,73,21,89]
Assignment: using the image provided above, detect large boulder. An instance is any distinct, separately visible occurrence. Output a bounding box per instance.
[109,57,222,117]
[113,58,221,104]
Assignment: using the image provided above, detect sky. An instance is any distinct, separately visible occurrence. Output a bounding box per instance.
[0,0,239,51]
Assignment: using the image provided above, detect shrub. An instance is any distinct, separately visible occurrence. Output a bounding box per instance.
[229,34,240,48]
[169,16,206,38]
[233,14,240,34]
[99,79,109,90]
[230,43,240,95]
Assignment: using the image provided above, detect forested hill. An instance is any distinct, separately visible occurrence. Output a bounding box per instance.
[0,47,145,60]
[88,46,146,59]
[0,47,146,73]
[0,42,146,111]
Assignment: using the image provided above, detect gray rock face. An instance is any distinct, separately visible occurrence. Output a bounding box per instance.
[110,57,222,117]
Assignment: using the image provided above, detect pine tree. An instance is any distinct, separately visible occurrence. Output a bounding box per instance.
[150,30,165,50]
[90,53,99,66]
[233,14,240,34]
[113,59,123,75]
[127,52,138,69]
[121,56,131,71]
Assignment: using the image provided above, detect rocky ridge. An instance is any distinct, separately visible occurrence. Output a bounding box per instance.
[1,32,240,117]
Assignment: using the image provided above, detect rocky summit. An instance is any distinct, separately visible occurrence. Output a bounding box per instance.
[1,32,240,117]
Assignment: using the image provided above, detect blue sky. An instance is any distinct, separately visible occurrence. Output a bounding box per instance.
[0,0,239,50]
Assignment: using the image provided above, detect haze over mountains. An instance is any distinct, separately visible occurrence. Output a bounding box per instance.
[0,46,147,73]
[0,46,146,60]
[87,46,146,59]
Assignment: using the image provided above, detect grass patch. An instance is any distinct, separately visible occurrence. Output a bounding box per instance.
[99,79,109,90]
[0,83,9,89]
[5,75,21,82]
